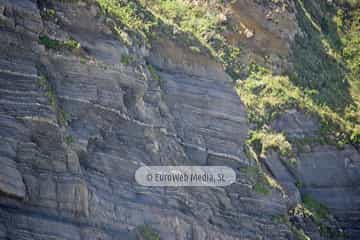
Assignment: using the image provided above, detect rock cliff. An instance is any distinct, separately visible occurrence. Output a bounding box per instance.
[0,0,358,240]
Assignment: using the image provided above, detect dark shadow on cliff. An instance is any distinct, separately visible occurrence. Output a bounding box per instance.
[289,0,355,114]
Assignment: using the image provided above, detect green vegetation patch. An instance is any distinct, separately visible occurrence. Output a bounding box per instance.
[342,9,360,127]
[272,210,312,240]
[40,8,56,20]
[96,0,157,44]
[292,227,311,240]
[302,194,329,222]
[147,63,161,83]
[137,225,160,240]
[242,166,278,196]
[140,0,242,78]
[37,74,70,127]
[247,130,292,157]
[39,35,61,50]
[96,0,242,77]
[39,35,81,51]
[120,54,136,65]
[37,75,57,110]
[253,181,271,195]
[65,135,75,145]
[237,65,301,126]
[290,0,360,144]
[237,63,360,146]
[290,200,343,238]
[234,0,360,152]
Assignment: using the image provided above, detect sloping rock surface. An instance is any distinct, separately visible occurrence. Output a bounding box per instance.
[270,110,360,238]
[0,1,294,239]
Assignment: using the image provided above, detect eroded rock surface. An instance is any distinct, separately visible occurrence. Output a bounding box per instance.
[0,1,292,239]
[269,110,360,238]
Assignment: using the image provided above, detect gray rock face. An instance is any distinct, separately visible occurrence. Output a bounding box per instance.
[0,155,26,199]
[270,110,360,238]
[0,0,358,240]
[271,110,320,139]
[148,38,249,167]
[263,150,301,208]
[297,144,360,238]
[0,1,293,239]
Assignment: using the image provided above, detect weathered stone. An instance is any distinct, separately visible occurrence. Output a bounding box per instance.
[264,150,301,208]
[296,144,360,237]
[0,157,25,199]
[271,109,320,139]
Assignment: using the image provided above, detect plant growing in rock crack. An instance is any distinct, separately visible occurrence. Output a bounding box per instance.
[65,135,75,145]
[189,46,201,53]
[290,197,343,238]
[247,130,292,158]
[40,8,56,20]
[271,209,312,240]
[137,225,160,240]
[292,227,311,240]
[37,75,57,110]
[241,166,276,196]
[253,181,271,195]
[147,63,164,87]
[120,54,135,65]
[37,75,70,127]
[59,109,71,126]
[39,35,81,51]
[302,194,329,222]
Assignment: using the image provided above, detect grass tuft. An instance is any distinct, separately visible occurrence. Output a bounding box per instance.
[37,75,70,127]
[65,135,75,145]
[120,54,135,65]
[302,194,329,222]
[39,35,81,51]
[247,130,292,157]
